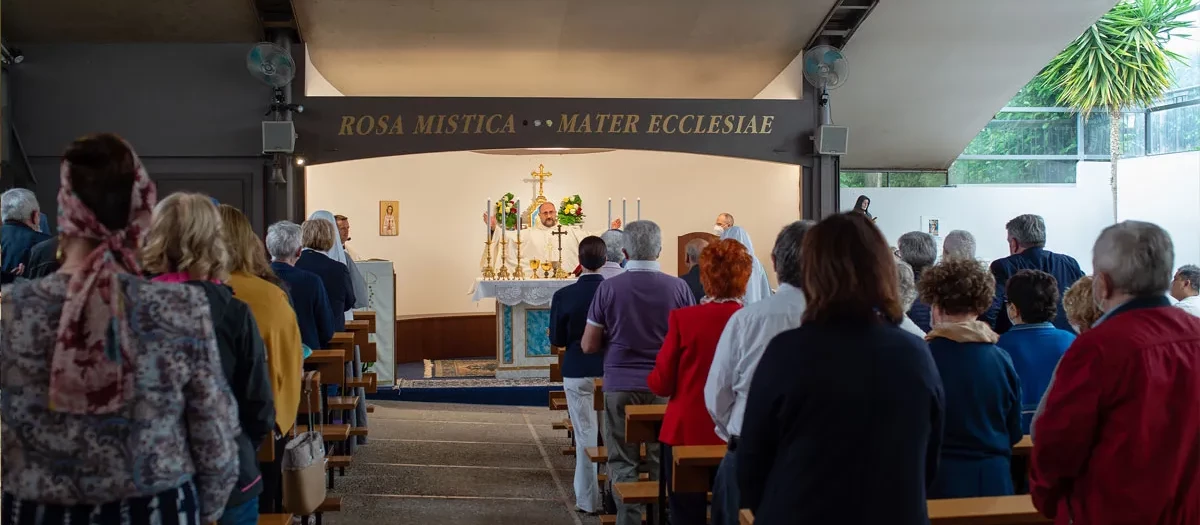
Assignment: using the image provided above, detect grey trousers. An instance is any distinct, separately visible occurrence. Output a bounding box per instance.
[603,391,667,525]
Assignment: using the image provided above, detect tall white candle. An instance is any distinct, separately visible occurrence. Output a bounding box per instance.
[622,198,627,226]
[637,198,641,221]
[486,199,491,237]
[608,198,612,227]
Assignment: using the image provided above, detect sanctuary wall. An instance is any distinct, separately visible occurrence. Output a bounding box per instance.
[306,150,801,316]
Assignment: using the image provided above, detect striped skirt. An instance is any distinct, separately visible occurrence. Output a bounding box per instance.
[2,482,200,525]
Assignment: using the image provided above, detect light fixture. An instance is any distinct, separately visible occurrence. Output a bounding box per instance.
[295,157,306,166]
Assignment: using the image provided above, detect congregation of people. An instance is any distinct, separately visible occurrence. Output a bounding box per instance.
[551,207,1200,525]
[1,135,1198,525]
[0,134,373,525]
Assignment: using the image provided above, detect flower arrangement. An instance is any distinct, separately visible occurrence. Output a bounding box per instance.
[558,194,585,226]
[494,192,519,230]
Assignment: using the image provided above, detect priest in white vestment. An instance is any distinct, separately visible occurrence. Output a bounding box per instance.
[483,202,620,274]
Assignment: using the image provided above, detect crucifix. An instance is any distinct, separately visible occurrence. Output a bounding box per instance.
[531,164,552,198]
[552,224,570,278]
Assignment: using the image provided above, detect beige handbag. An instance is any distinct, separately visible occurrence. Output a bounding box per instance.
[282,371,327,515]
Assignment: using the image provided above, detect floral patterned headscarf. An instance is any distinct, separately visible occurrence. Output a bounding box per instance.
[50,138,156,414]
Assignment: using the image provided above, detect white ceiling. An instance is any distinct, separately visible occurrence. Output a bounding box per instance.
[294,0,836,98]
[833,0,1119,170]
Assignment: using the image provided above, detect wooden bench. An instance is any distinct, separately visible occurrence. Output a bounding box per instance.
[257,513,293,525]
[624,404,667,443]
[1012,435,1032,456]
[305,348,347,387]
[613,481,659,505]
[736,496,1049,525]
[587,445,648,464]
[327,455,352,470]
[352,310,376,332]
[327,396,360,411]
[315,424,352,442]
[549,391,568,410]
[671,444,727,493]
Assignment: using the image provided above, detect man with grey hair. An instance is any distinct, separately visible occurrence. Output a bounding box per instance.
[986,214,1084,334]
[1031,221,1200,524]
[1170,264,1200,317]
[942,229,977,261]
[705,220,814,525]
[598,229,626,279]
[897,231,936,332]
[894,258,926,337]
[266,220,335,350]
[713,212,735,236]
[680,237,709,302]
[581,220,693,525]
[1,188,50,284]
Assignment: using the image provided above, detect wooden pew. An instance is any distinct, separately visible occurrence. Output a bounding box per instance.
[352,310,376,333]
[737,496,1049,525]
[624,404,666,443]
[257,513,293,525]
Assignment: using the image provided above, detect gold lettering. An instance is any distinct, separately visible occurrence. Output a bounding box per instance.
[743,116,759,134]
[475,114,486,134]
[735,116,746,134]
[444,115,458,134]
[339,116,356,136]
[374,115,390,135]
[388,115,404,135]
[595,114,610,132]
[760,115,775,134]
[578,115,593,133]
[722,116,735,134]
[500,115,515,133]
[609,114,624,133]
[648,115,663,133]
[464,115,478,133]
[663,115,679,134]
[355,115,375,136]
[414,115,436,134]
[558,113,579,133]
[707,115,722,134]
[434,115,446,134]
[486,114,501,133]
[679,115,694,134]
[624,114,641,133]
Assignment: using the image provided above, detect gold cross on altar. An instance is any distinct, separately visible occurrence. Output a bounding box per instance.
[531,164,552,197]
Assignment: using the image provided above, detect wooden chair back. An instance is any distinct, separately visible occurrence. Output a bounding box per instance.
[676,231,718,276]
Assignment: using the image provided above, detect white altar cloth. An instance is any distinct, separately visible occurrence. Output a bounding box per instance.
[470,278,576,378]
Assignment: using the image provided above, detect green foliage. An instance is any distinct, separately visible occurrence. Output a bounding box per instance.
[1039,0,1195,117]
[839,172,947,188]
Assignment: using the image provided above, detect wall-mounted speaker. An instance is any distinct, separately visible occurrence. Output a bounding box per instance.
[816,125,849,156]
[262,121,296,153]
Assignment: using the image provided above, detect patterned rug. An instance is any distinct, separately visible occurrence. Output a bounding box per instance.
[423,358,499,379]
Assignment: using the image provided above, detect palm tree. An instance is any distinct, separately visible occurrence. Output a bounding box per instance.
[1038,0,1195,221]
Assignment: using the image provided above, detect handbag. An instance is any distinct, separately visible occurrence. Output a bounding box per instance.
[282,371,327,515]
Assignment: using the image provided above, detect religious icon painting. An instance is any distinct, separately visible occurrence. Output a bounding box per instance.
[922,216,941,237]
[379,200,400,236]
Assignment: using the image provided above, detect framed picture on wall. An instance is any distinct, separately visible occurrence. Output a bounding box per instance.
[379,200,399,236]
[922,216,941,238]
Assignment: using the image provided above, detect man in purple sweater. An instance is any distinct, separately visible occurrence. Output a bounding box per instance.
[582,220,695,525]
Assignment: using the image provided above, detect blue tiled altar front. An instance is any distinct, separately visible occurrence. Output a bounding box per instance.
[524,309,551,357]
[502,305,513,364]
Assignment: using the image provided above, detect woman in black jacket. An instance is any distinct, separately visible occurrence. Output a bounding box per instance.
[738,212,944,525]
[142,192,275,525]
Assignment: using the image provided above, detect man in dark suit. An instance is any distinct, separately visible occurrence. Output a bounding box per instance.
[1,188,50,284]
[266,221,336,350]
[984,214,1085,334]
[680,238,709,303]
[550,236,608,515]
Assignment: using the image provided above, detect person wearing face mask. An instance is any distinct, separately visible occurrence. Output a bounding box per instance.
[1030,221,1200,525]
[712,213,734,236]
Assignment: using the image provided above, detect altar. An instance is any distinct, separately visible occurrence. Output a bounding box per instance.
[471,278,575,378]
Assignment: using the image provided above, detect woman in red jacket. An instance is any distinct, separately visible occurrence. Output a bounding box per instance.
[648,238,752,525]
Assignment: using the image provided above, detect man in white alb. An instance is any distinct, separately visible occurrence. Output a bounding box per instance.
[483,202,620,273]
[704,220,813,525]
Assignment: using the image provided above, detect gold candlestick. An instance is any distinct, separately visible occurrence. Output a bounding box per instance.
[513,239,525,280]
[482,239,496,280]
[497,239,511,280]
[554,249,569,279]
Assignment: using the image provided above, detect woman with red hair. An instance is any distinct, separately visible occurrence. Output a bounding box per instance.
[648,238,753,525]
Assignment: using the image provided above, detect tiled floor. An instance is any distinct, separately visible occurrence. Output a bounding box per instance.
[325,401,600,525]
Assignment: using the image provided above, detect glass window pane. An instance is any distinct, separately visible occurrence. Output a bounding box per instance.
[1148,103,1200,155]
[948,160,1077,184]
[962,112,1078,156]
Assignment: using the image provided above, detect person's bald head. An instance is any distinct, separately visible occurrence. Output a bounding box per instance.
[715,213,734,229]
[685,238,709,267]
[538,202,557,227]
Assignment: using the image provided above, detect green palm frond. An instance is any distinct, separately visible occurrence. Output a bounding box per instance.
[1039,0,1196,117]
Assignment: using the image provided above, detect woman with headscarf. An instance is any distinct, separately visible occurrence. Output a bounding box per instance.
[0,134,239,524]
[720,226,773,304]
[853,195,874,221]
[309,210,368,311]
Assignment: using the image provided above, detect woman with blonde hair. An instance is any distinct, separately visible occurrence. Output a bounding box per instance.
[217,205,302,437]
[1,134,238,524]
[143,193,275,525]
[1062,275,1103,334]
[296,218,355,331]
